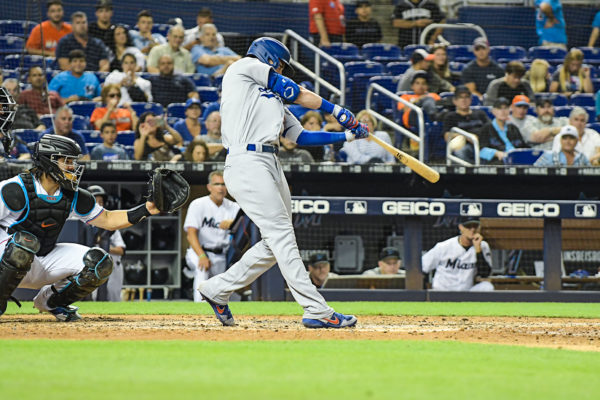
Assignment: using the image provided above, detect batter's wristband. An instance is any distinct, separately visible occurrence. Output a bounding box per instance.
[319,99,335,114]
[127,203,151,225]
[199,253,207,259]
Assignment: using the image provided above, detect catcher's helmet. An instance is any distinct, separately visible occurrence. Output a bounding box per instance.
[32,134,83,191]
[247,37,294,77]
[87,185,107,201]
[0,86,17,154]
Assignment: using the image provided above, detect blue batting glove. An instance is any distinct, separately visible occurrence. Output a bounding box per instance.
[332,105,358,130]
[344,123,369,141]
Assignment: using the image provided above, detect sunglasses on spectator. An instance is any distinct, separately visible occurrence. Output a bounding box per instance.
[108,93,121,98]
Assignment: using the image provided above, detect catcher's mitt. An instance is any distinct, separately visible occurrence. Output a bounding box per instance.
[148,168,190,213]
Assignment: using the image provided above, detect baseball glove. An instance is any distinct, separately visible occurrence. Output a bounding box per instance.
[147,168,190,213]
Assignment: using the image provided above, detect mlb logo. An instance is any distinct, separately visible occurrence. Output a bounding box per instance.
[575,204,597,218]
[345,200,367,214]
[460,202,482,217]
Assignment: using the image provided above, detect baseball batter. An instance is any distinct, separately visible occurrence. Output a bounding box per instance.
[184,170,239,302]
[198,37,368,328]
[421,217,494,291]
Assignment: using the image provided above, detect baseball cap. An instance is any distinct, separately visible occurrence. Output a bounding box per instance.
[535,96,553,107]
[460,217,480,227]
[356,0,371,6]
[185,98,202,110]
[95,0,113,10]
[558,125,579,139]
[379,247,400,261]
[454,85,471,97]
[309,253,329,265]
[473,37,489,49]
[493,97,510,108]
[411,48,435,63]
[512,95,530,107]
[411,70,429,84]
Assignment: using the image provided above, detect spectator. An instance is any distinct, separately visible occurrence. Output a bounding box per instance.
[19,66,64,116]
[191,24,240,77]
[147,25,194,74]
[49,49,102,103]
[422,217,494,292]
[549,48,594,95]
[129,10,166,55]
[149,54,198,107]
[340,109,394,163]
[525,59,551,94]
[430,44,455,92]
[461,37,505,100]
[508,95,536,142]
[108,25,145,72]
[307,253,338,288]
[88,0,115,50]
[525,97,569,150]
[25,0,72,57]
[535,125,590,166]
[203,110,225,159]
[183,137,209,162]
[90,84,138,132]
[345,1,382,48]
[535,0,567,48]
[299,110,328,161]
[309,0,345,47]
[133,111,182,161]
[397,49,435,92]
[362,247,404,276]
[392,0,444,48]
[551,107,600,164]
[173,98,203,143]
[397,71,441,130]
[484,61,535,106]
[279,135,315,163]
[184,7,225,51]
[90,121,130,160]
[41,106,90,160]
[104,53,152,104]
[1,79,45,131]
[479,97,529,164]
[588,10,600,47]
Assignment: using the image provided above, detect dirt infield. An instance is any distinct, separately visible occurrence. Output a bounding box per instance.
[1,314,599,351]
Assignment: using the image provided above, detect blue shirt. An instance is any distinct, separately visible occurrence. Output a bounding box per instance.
[129,30,166,50]
[40,129,89,155]
[173,119,203,143]
[191,45,237,75]
[535,0,567,45]
[534,150,590,166]
[55,34,111,71]
[90,143,130,160]
[48,71,101,100]
[593,11,600,29]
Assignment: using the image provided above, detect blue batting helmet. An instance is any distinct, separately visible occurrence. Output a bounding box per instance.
[247,37,295,77]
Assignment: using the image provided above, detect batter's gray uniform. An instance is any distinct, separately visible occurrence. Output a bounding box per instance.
[198,57,335,319]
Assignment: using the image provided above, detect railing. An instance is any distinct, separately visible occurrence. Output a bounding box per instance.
[447,127,481,166]
[282,29,346,106]
[420,23,487,45]
[365,83,425,162]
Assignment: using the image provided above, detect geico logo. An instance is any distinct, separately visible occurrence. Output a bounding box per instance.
[382,201,445,215]
[291,200,330,214]
[497,203,560,217]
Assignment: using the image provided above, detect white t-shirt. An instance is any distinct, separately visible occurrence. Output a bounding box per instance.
[340,130,394,164]
[551,128,600,162]
[183,196,240,251]
[104,70,153,105]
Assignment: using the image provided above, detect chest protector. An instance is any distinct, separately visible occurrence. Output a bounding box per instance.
[8,173,75,257]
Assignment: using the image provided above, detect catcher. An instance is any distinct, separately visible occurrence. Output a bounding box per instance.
[0,129,189,319]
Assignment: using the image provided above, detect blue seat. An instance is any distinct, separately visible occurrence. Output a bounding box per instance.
[151,24,171,36]
[130,102,164,116]
[2,54,47,70]
[166,103,187,119]
[94,71,108,84]
[45,69,61,83]
[579,47,600,64]
[13,129,40,145]
[585,106,596,122]
[0,20,35,37]
[166,116,181,127]
[347,72,381,111]
[528,46,567,63]
[587,122,600,131]
[569,93,595,107]
[85,142,97,153]
[40,114,89,130]
[534,93,567,107]
[554,106,572,118]
[490,46,527,62]
[69,101,99,118]
[184,73,211,87]
[323,43,360,58]
[139,72,157,81]
[447,45,474,62]
[80,130,103,143]
[369,75,399,114]
[197,86,219,103]
[386,61,411,76]
[116,131,136,146]
[504,148,544,165]
[448,61,466,73]
[123,145,135,159]
[344,61,384,78]
[0,36,24,55]
[212,74,223,89]
[471,105,493,119]
[402,45,429,58]
[425,121,445,162]
[592,78,600,93]
[361,43,403,62]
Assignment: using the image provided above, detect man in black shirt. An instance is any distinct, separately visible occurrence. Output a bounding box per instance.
[460,37,505,100]
[346,1,382,48]
[150,54,198,107]
[392,0,445,48]
[484,61,534,106]
[88,0,115,50]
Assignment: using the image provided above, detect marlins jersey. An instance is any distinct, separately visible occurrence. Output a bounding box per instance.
[183,196,240,251]
[220,57,303,147]
[421,236,492,291]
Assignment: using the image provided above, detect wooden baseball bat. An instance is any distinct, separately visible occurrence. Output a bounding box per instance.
[368,133,440,183]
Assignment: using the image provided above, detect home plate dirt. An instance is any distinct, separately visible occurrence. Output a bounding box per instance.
[1,315,599,351]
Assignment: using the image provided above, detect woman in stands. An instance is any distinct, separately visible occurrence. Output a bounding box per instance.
[431,44,456,91]
[549,49,593,96]
[133,111,182,161]
[109,25,146,72]
[183,137,209,162]
[90,84,138,132]
[526,59,551,94]
[173,98,203,143]
[339,109,394,164]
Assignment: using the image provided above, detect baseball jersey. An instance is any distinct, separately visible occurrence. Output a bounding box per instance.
[26,21,72,53]
[422,235,492,291]
[184,196,240,251]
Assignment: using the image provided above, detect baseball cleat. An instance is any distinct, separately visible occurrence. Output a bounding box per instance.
[199,291,235,326]
[49,305,82,322]
[302,312,357,329]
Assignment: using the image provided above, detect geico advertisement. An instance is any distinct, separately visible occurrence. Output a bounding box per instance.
[291,199,330,214]
[382,201,445,215]
[496,203,560,217]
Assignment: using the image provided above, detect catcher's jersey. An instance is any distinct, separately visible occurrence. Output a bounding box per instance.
[220,57,302,147]
[183,196,240,250]
[421,235,492,291]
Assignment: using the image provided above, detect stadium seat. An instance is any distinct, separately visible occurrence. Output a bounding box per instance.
[344,61,384,78]
[167,103,187,119]
[585,107,596,122]
[123,145,135,159]
[579,47,600,64]
[139,72,157,81]
[471,105,493,119]
[0,36,24,55]
[130,102,164,116]
[80,130,102,143]
[503,148,544,165]
[323,43,360,58]
[85,142,96,153]
[448,61,466,73]
[40,114,89,130]
[368,75,399,115]
[197,86,219,103]
[151,23,171,36]
[45,69,61,83]
[213,74,223,89]
[13,129,40,145]
[2,54,47,69]
[94,71,108,84]
[116,131,136,146]
[69,101,99,118]
[425,121,445,162]
[347,72,382,111]
[166,116,181,127]
[361,43,403,62]
[587,122,600,131]
[528,46,567,63]
[569,93,595,107]
[447,45,474,62]
[490,46,527,62]
[386,61,411,76]
[184,73,211,87]
[402,44,429,58]
[554,106,572,118]
[0,20,35,37]
[592,78,600,93]
[534,93,567,107]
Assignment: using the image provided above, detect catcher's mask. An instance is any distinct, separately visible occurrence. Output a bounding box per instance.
[33,134,84,191]
[0,86,17,154]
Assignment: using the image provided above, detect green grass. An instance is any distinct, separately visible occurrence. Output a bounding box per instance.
[4,301,600,318]
[1,340,598,400]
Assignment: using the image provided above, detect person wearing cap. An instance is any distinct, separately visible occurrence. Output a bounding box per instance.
[147,25,195,74]
[149,54,199,108]
[484,61,535,107]
[460,37,505,100]
[362,247,404,276]
[478,97,529,163]
[392,0,445,48]
[104,53,153,104]
[535,0,567,49]
[345,1,382,48]
[525,97,568,150]
[173,98,203,143]
[88,0,115,50]
[550,107,600,164]
[397,71,441,130]
[184,8,225,51]
[422,217,494,292]
[90,121,130,161]
[307,253,338,288]
[190,24,240,77]
[508,95,536,141]
[397,49,436,92]
[535,125,590,166]
[26,0,72,57]
[309,0,345,47]
[90,83,138,132]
